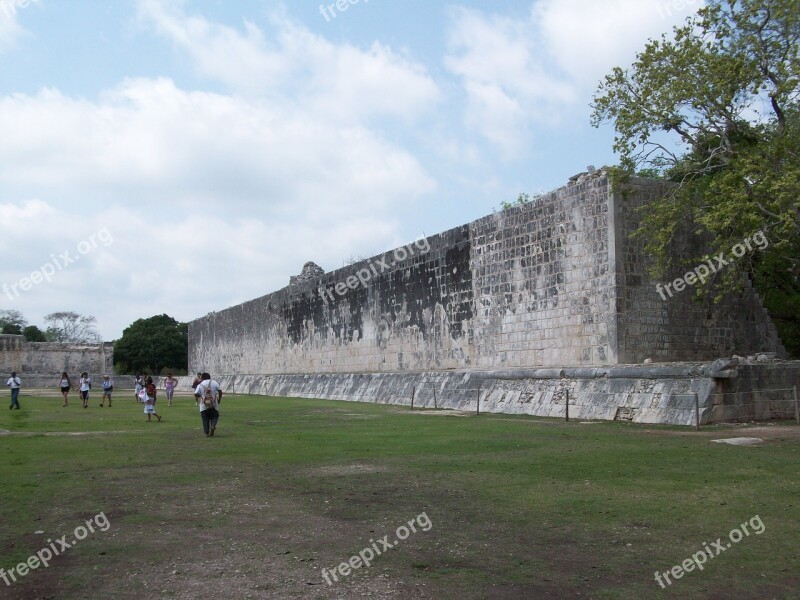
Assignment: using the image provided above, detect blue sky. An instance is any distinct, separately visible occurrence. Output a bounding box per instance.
[0,0,703,340]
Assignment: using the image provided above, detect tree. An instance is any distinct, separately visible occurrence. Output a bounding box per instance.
[113,314,188,375]
[0,310,26,335]
[44,312,102,343]
[23,325,47,342]
[591,0,800,356]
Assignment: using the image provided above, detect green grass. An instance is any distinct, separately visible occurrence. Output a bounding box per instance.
[0,393,798,599]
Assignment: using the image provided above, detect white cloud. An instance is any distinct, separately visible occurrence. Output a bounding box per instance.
[0,77,437,214]
[0,0,704,339]
[444,6,575,155]
[532,0,706,84]
[136,0,441,123]
[0,0,28,52]
[0,4,445,338]
[445,0,706,154]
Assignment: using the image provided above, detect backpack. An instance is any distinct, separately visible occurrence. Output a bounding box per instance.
[203,383,215,409]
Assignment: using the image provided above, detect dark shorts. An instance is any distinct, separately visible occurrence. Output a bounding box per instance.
[81,390,89,400]
[60,386,70,393]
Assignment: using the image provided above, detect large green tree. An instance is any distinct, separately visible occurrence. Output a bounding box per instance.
[23,325,47,342]
[591,0,800,356]
[114,314,188,375]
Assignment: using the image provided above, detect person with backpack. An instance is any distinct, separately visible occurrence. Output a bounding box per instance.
[6,371,21,410]
[194,372,222,437]
[143,376,162,422]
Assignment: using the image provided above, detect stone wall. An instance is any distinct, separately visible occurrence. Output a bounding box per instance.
[709,360,800,422]
[469,173,617,367]
[612,177,785,363]
[0,335,24,372]
[189,170,785,376]
[0,334,114,378]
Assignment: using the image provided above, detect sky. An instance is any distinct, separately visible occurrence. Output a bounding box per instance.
[0,0,705,340]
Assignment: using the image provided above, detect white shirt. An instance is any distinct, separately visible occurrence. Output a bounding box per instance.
[6,376,20,389]
[80,377,91,392]
[194,379,221,412]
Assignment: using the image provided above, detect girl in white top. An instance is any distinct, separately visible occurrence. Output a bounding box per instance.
[59,372,72,407]
[79,372,91,408]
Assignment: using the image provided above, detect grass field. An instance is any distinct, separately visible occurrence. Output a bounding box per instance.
[0,391,798,599]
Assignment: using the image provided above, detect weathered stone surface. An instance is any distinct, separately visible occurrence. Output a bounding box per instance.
[0,335,114,378]
[289,262,325,287]
[185,172,796,425]
[189,171,785,376]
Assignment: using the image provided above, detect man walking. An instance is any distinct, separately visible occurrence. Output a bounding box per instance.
[194,372,223,437]
[6,371,21,409]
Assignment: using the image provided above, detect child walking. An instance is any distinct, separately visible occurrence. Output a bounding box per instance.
[134,374,144,402]
[143,377,162,422]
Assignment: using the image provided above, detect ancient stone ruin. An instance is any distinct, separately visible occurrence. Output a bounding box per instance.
[0,334,114,387]
[189,170,798,424]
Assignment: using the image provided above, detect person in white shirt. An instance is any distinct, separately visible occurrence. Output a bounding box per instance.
[194,372,223,437]
[79,372,91,409]
[134,374,144,403]
[6,371,21,410]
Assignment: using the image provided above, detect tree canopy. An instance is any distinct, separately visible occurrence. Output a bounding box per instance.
[591,0,799,356]
[1,311,100,343]
[44,311,102,343]
[23,325,47,342]
[113,314,188,375]
[0,309,26,335]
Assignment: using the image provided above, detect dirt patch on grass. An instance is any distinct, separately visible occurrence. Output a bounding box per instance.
[13,464,439,600]
[393,409,474,417]
[640,422,800,441]
[0,430,145,437]
[307,463,389,476]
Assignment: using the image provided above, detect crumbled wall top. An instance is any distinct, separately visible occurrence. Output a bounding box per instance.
[289,261,325,287]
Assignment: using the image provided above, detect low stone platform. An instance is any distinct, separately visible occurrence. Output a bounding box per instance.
[174,358,800,426]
